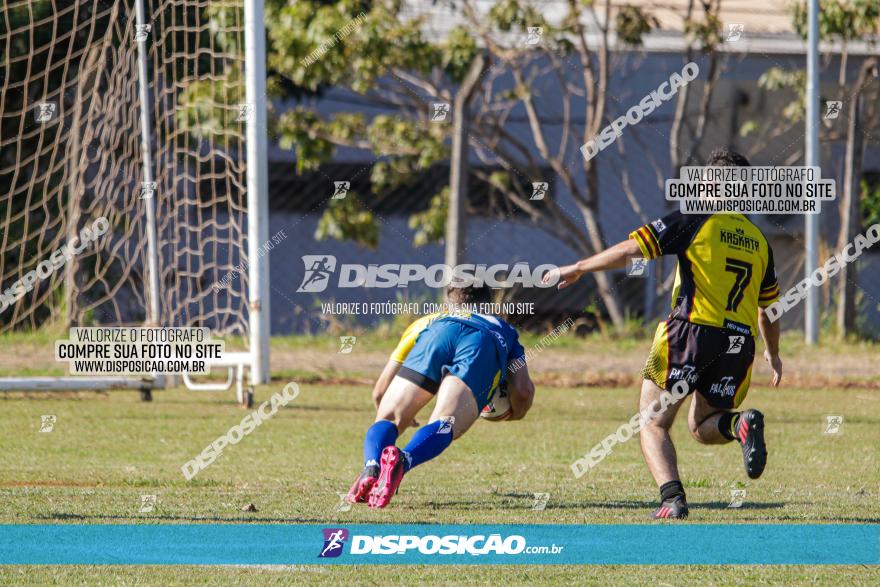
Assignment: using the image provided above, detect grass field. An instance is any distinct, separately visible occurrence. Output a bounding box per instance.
[1,367,878,584]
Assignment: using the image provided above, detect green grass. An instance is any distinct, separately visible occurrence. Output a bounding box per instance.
[1,564,877,585]
[0,382,877,583]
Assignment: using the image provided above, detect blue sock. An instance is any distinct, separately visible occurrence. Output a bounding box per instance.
[363,420,398,469]
[401,418,454,471]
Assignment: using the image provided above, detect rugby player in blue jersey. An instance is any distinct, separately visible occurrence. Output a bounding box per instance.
[346,280,535,508]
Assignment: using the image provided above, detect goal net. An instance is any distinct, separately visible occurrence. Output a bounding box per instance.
[0,0,263,393]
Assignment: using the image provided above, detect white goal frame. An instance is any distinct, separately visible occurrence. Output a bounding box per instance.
[0,0,270,404]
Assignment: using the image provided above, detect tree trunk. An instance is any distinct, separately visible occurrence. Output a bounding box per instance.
[445,53,487,267]
[583,165,625,329]
[836,58,877,336]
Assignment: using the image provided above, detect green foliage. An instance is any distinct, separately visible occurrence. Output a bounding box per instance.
[264,2,454,246]
[792,0,879,42]
[367,114,448,243]
[206,1,247,54]
[683,11,722,52]
[739,120,759,137]
[175,65,246,142]
[366,115,447,169]
[487,0,543,32]
[440,26,480,82]
[615,5,659,47]
[408,188,449,247]
[750,67,807,125]
[860,179,880,228]
[269,0,440,92]
[277,108,356,173]
[315,196,379,249]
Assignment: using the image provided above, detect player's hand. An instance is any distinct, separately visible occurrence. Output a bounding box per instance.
[764,350,782,387]
[542,264,583,290]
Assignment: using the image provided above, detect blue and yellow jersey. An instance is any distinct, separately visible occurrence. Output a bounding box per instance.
[389,312,446,363]
[630,212,780,335]
[390,310,526,371]
[440,311,526,370]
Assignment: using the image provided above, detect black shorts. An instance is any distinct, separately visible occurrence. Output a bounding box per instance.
[642,319,756,409]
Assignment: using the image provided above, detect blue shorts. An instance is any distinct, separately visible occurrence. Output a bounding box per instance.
[399,321,502,410]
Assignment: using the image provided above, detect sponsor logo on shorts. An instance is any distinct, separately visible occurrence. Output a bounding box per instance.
[709,375,737,398]
[727,335,745,354]
[669,364,697,385]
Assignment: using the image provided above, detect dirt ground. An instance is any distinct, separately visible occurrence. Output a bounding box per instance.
[266,341,880,390]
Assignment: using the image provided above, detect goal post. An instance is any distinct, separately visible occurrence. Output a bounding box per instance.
[244,0,271,386]
[0,0,270,399]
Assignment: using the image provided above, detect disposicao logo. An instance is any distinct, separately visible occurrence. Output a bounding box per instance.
[296,256,557,292]
[319,528,349,558]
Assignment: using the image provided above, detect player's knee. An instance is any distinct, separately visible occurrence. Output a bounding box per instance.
[641,414,673,433]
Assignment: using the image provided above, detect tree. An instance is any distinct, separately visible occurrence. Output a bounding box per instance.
[794,0,878,336]
[262,0,669,330]
[741,0,879,337]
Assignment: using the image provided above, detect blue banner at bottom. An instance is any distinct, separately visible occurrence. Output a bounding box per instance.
[0,524,877,565]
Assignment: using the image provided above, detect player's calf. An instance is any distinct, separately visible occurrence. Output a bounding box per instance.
[348,419,399,504]
[366,416,456,508]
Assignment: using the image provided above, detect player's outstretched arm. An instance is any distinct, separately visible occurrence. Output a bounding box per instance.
[758,307,782,387]
[542,238,642,289]
[506,363,535,421]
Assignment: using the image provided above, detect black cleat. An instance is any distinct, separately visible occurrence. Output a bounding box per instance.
[650,495,689,519]
[737,409,767,479]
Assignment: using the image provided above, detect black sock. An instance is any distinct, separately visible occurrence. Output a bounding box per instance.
[719,412,740,442]
[659,480,685,502]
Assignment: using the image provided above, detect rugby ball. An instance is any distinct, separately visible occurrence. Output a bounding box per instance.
[480,385,512,421]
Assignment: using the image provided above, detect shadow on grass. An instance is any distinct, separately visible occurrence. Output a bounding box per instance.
[599,500,786,511]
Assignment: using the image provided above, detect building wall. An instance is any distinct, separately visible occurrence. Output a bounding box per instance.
[272,48,880,335]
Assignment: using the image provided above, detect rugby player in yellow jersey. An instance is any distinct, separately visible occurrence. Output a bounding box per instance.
[542,149,783,519]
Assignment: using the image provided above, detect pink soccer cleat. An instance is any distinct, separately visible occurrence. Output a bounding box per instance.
[368,446,406,508]
[346,466,379,504]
